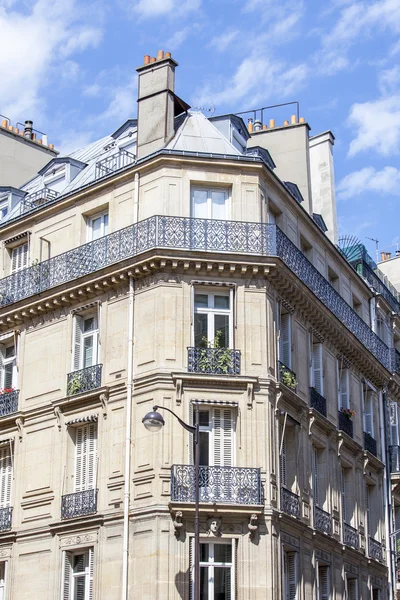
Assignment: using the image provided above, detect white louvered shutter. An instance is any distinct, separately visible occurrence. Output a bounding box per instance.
[390,402,399,445]
[341,468,347,523]
[62,551,72,600]
[312,343,323,395]
[73,316,84,371]
[318,565,329,600]
[0,346,4,389]
[313,447,319,507]
[280,425,287,488]
[11,243,28,273]
[340,370,349,410]
[366,485,371,537]
[347,578,358,600]
[364,391,374,436]
[88,548,94,600]
[0,447,12,508]
[0,562,5,600]
[287,552,297,600]
[75,423,97,492]
[280,314,291,368]
[212,408,233,467]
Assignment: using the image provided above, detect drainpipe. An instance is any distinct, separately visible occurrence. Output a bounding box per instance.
[381,391,394,600]
[133,172,139,223]
[121,276,135,600]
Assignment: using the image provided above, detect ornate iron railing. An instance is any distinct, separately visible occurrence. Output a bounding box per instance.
[281,487,301,518]
[278,361,297,390]
[66,364,102,396]
[0,216,390,370]
[310,387,327,417]
[338,411,354,438]
[187,347,241,375]
[314,506,332,535]
[0,390,19,417]
[351,259,400,314]
[364,432,377,457]
[22,188,60,212]
[389,446,400,473]
[368,536,383,561]
[391,348,400,376]
[95,149,135,179]
[0,506,12,531]
[343,522,359,549]
[61,489,98,519]
[170,465,262,505]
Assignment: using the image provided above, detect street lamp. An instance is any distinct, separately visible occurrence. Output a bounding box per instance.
[142,404,200,600]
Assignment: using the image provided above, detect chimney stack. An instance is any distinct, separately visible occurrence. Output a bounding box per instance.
[24,120,33,139]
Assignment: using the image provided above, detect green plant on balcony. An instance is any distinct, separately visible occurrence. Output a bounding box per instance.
[280,368,297,389]
[340,407,356,420]
[67,374,82,396]
[198,330,233,374]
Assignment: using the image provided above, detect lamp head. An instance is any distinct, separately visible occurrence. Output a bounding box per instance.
[142,409,165,432]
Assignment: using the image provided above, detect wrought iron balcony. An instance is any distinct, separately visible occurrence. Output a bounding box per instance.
[170,465,262,505]
[21,187,60,212]
[66,364,102,396]
[364,432,377,457]
[314,506,332,535]
[0,390,19,417]
[338,411,354,438]
[310,387,327,417]
[389,446,400,473]
[343,522,359,549]
[391,348,400,376]
[368,536,383,561]
[95,149,135,179]
[187,347,241,375]
[0,216,390,371]
[278,361,297,390]
[0,507,12,531]
[351,259,400,314]
[61,489,98,519]
[281,487,301,518]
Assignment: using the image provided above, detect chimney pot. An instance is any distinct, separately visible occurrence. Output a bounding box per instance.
[165,52,171,58]
[299,117,305,123]
[42,134,48,146]
[291,114,297,124]
[396,250,400,257]
[284,120,289,126]
[144,55,150,65]
[24,120,33,139]
[381,252,388,261]
[157,50,164,61]
[49,143,54,150]
[247,118,253,133]
[1,119,7,128]
[150,57,156,63]
[254,119,262,132]
[262,124,267,130]
[269,119,275,128]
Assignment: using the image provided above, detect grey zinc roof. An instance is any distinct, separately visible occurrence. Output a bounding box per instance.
[167,112,241,155]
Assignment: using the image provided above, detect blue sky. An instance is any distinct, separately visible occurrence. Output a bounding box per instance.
[1,0,399,259]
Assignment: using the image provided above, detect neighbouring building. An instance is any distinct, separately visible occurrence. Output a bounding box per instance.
[0,50,398,599]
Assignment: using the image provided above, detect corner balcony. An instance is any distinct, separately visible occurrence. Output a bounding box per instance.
[314,506,332,535]
[170,465,262,506]
[280,487,301,518]
[0,507,12,531]
[66,364,102,396]
[368,536,383,561]
[391,348,400,376]
[278,362,297,391]
[343,522,359,550]
[61,489,98,519]
[0,389,19,417]
[310,387,327,417]
[389,446,400,473]
[364,432,377,457]
[338,411,353,438]
[187,347,241,375]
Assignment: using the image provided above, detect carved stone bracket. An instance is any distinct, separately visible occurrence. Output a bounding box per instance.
[175,378,183,405]
[16,417,24,442]
[100,391,109,419]
[309,414,315,437]
[248,513,258,541]
[173,510,184,539]
[54,406,62,431]
[247,382,254,410]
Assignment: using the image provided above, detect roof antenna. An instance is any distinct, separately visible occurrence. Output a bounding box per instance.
[366,237,379,263]
[191,105,214,116]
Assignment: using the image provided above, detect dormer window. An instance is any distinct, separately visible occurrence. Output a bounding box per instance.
[38,158,87,195]
[0,201,8,220]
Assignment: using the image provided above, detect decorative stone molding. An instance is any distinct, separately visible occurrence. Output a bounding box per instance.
[59,530,98,549]
[206,516,222,537]
[173,510,184,539]
[247,382,254,409]
[0,546,12,559]
[16,417,24,441]
[99,391,108,419]
[281,531,299,548]
[248,513,258,541]
[54,406,62,431]
[175,378,183,405]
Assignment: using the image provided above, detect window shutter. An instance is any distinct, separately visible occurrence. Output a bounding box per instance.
[73,316,84,371]
[341,468,346,523]
[0,562,5,600]
[212,408,233,467]
[347,578,357,600]
[312,344,323,395]
[280,424,287,488]
[62,551,72,600]
[0,446,12,508]
[287,552,297,600]
[189,537,194,600]
[372,589,380,600]
[390,402,399,445]
[318,565,329,600]
[313,447,319,507]
[87,423,97,489]
[75,423,98,492]
[340,370,349,410]
[280,314,291,368]
[0,346,4,389]
[88,548,94,600]
[364,391,374,436]
[11,244,28,273]
[366,485,370,537]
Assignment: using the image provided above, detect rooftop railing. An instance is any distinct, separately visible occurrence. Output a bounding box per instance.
[21,188,60,212]
[352,259,400,314]
[95,149,135,179]
[0,216,391,370]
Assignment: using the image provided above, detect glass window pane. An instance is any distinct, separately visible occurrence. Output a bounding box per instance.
[195,294,208,308]
[194,314,208,347]
[199,431,209,466]
[214,315,229,347]
[73,554,86,573]
[199,410,210,427]
[4,363,13,388]
[214,295,229,309]
[193,190,208,219]
[74,575,86,600]
[211,191,228,220]
[84,317,95,333]
[91,217,102,240]
[214,544,232,564]
[214,567,231,599]
[200,565,209,600]
[103,213,109,234]
[200,544,209,562]
[83,336,93,368]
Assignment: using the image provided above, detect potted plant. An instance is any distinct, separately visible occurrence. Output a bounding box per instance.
[67,374,82,396]
[198,330,233,374]
[340,407,356,419]
[280,365,297,389]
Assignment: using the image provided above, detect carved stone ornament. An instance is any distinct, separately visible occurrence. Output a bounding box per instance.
[207,516,222,537]
[248,513,258,541]
[173,511,184,539]
[60,532,98,549]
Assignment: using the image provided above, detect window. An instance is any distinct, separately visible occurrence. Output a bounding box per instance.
[279,313,292,369]
[341,467,348,523]
[363,389,374,437]
[0,203,8,220]
[317,564,330,600]
[0,343,17,390]
[283,550,297,600]
[74,423,97,493]
[279,421,297,493]
[62,548,93,600]
[11,242,28,273]
[346,577,358,600]
[194,290,231,348]
[0,445,12,509]
[191,187,230,220]
[338,368,350,410]
[313,447,319,507]
[312,343,323,396]
[88,212,108,241]
[390,401,400,446]
[372,589,381,600]
[194,406,235,468]
[72,314,99,371]
[376,311,390,346]
[196,541,234,600]
[0,562,6,600]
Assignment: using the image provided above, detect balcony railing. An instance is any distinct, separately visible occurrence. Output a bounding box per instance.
[343,522,359,549]
[21,188,60,212]
[0,390,19,417]
[0,216,390,371]
[95,149,135,179]
[389,446,400,473]
[281,487,301,518]
[278,361,297,391]
[310,387,327,417]
[314,506,332,535]
[368,536,383,561]
[170,465,262,505]
[187,347,241,375]
[66,364,102,396]
[61,489,98,519]
[391,348,400,376]
[0,507,12,531]
[338,411,354,438]
[364,432,377,457]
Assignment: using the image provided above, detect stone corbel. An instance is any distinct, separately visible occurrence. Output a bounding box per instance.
[309,414,315,437]
[248,513,258,541]
[338,436,344,458]
[173,511,184,539]
[54,406,62,431]
[274,391,283,415]
[247,382,254,410]
[100,391,109,419]
[16,417,24,442]
[175,378,183,406]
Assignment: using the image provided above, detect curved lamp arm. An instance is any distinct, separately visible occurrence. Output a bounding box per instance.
[152,405,196,434]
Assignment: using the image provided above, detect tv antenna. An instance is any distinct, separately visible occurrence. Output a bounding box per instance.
[366,237,379,263]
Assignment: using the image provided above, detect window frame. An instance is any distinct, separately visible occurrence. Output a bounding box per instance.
[194,405,236,468]
[10,242,28,274]
[192,288,233,349]
[192,538,235,600]
[72,312,99,372]
[0,561,7,600]
[191,186,231,221]
[0,341,17,390]
[87,211,109,242]
[62,547,94,600]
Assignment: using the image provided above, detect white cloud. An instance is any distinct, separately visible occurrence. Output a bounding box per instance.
[347,94,400,156]
[59,27,102,58]
[337,166,400,199]
[132,0,200,18]
[378,65,400,95]
[209,30,238,52]
[58,129,96,155]
[100,75,138,122]
[165,27,191,50]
